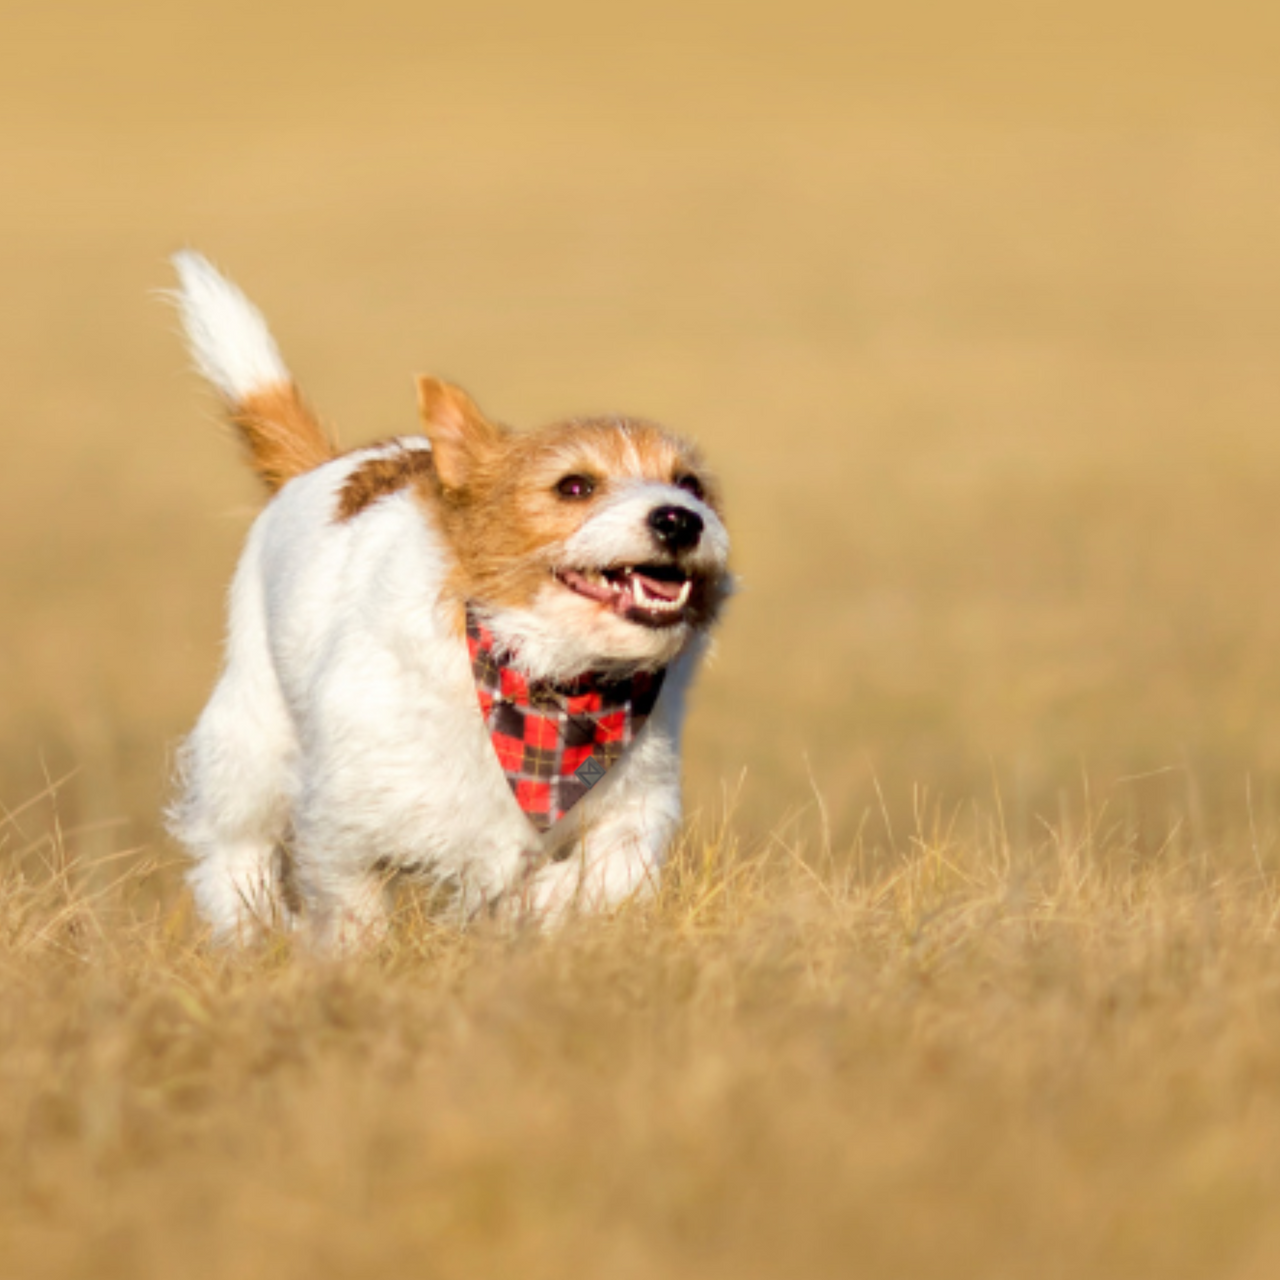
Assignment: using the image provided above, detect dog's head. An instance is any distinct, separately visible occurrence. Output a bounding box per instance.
[415,377,730,679]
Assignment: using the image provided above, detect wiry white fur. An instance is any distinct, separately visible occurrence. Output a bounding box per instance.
[171,450,706,947]
[170,250,290,400]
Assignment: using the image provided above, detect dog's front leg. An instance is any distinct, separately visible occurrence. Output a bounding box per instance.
[291,849,394,953]
[517,652,704,925]
[519,740,682,925]
[519,827,668,925]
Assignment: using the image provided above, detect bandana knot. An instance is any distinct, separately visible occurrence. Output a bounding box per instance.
[465,608,666,832]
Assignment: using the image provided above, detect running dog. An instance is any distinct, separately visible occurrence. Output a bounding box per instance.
[167,252,730,947]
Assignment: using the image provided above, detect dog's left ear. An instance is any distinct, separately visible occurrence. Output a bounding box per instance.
[416,376,503,490]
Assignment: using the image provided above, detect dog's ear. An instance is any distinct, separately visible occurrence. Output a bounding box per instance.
[416,376,503,490]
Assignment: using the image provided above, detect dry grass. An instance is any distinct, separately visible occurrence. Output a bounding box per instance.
[6,0,1280,1274]
[5,785,1280,1278]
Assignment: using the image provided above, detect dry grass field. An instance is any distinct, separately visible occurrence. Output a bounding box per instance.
[5,1,1280,1275]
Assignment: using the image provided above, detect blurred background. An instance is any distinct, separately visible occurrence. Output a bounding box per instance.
[3,0,1280,862]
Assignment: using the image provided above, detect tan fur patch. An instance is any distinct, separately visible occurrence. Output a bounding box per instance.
[413,413,725,621]
[336,443,437,522]
[231,384,336,493]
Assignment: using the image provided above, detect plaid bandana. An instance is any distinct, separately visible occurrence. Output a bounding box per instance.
[465,608,666,832]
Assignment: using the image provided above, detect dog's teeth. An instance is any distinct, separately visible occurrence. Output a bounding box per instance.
[629,576,692,612]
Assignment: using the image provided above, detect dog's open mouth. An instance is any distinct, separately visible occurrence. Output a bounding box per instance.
[555,564,697,627]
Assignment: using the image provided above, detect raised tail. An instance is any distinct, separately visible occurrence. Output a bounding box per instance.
[170,250,336,493]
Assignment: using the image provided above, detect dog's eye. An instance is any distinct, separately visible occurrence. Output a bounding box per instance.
[674,473,705,501]
[555,474,596,500]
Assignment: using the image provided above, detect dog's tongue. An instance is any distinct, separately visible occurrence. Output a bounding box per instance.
[631,571,684,602]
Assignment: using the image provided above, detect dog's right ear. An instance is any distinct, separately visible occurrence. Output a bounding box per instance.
[416,376,504,490]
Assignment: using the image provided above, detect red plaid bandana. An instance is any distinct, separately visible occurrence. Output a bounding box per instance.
[465,608,666,832]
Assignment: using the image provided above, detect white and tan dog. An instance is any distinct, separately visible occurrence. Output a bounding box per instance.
[167,253,730,947]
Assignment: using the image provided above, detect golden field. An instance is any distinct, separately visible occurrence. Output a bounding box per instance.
[4,1,1280,1275]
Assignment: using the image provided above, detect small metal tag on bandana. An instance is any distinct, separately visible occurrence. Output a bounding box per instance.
[574,756,607,789]
[465,608,666,832]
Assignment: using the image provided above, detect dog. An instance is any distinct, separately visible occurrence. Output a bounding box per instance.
[166,252,730,947]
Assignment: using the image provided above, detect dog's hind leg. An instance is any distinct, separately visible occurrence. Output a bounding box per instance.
[170,533,298,943]
[173,671,297,942]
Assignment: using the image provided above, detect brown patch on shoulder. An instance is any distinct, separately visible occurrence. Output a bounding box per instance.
[231,383,336,493]
[336,443,437,521]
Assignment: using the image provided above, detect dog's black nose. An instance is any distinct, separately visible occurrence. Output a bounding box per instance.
[648,505,703,553]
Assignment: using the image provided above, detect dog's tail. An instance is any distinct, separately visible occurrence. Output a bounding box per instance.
[170,250,337,493]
